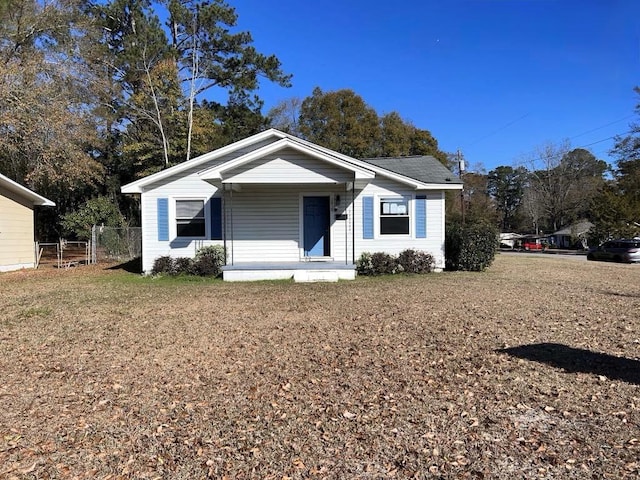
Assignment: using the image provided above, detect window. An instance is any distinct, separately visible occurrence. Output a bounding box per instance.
[176,199,205,237]
[380,197,409,235]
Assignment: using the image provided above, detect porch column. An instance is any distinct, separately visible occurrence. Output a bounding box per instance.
[222,184,227,265]
[221,183,235,266]
[229,183,234,265]
[351,181,355,265]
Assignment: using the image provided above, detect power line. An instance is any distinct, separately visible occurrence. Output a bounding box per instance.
[510,130,633,168]
[578,132,630,148]
[569,114,635,140]
[462,114,635,169]
[464,113,530,148]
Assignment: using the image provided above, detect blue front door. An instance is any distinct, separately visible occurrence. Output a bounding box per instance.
[303,196,330,257]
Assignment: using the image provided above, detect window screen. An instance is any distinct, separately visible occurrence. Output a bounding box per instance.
[176,200,205,237]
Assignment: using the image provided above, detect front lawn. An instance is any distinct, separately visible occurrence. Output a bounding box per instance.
[1,255,638,478]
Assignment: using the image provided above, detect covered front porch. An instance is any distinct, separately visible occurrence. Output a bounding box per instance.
[214,183,358,266]
[222,261,356,282]
[196,141,373,280]
[216,182,359,282]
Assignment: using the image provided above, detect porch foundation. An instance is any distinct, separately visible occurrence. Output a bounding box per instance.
[222,262,356,282]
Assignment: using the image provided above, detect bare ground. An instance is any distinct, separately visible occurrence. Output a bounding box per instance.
[0,255,638,479]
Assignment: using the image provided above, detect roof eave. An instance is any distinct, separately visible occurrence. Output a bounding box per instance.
[36,198,56,207]
[419,183,464,190]
[120,129,288,194]
[0,174,56,206]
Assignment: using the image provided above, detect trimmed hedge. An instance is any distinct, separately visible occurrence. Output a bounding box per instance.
[445,221,498,271]
[174,257,197,276]
[357,249,435,276]
[397,249,435,274]
[194,245,226,277]
[151,256,175,275]
[151,245,226,277]
[357,252,398,276]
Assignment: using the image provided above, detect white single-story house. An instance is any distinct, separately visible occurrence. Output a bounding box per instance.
[0,173,55,272]
[548,220,594,249]
[121,129,463,281]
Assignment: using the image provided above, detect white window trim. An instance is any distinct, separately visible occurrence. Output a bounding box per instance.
[172,197,208,240]
[376,194,413,238]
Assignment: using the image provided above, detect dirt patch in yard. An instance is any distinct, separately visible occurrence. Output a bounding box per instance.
[1,255,639,479]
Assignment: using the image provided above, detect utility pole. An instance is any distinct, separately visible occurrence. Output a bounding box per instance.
[457,149,465,224]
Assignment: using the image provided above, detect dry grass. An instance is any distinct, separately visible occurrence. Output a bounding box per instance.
[0,255,639,479]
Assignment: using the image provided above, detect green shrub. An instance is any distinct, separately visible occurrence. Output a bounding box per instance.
[358,250,437,276]
[152,256,175,275]
[445,221,498,271]
[358,250,436,276]
[174,257,197,275]
[152,245,225,277]
[194,245,226,277]
[357,251,398,276]
[397,249,435,274]
[370,252,398,275]
[356,252,374,275]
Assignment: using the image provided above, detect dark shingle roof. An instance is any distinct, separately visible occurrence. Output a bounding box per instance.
[359,155,462,185]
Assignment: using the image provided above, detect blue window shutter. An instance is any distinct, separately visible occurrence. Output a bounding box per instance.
[362,196,374,239]
[415,195,426,238]
[157,198,169,241]
[210,197,222,240]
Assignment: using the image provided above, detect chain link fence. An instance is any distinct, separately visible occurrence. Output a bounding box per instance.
[91,225,142,264]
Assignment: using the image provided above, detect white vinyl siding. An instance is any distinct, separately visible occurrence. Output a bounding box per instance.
[223,185,351,264]
[140,184,353,273]
[224,187,298,262]
[137,141,448,273]
[224,148,353,184]
[140,168,221,273]
[354,178,446,269]
[139,141,283,272]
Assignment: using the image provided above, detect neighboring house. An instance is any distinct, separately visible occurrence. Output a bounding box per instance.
[499,232,522,249]
[0,173,55,272]
[548,220,594,249]
[121,129,463,281]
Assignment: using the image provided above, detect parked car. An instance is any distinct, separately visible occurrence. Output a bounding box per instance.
[519,237,545,251]
[587,239,640,263]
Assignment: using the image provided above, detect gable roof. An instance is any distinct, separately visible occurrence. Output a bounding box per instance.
[121,129,463,193]
[553,220,594,236]
[121,129,287,193]
[273,132,462,189]
[0,173,55,206]
[360,156,462,186]
[198,137,375,182]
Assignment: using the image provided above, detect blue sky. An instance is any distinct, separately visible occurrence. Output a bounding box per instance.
[228,0,639,172]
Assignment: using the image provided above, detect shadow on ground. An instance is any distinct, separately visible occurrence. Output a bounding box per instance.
[106,257,142,274]
[598,290,640,299]
[498,343,640,385]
